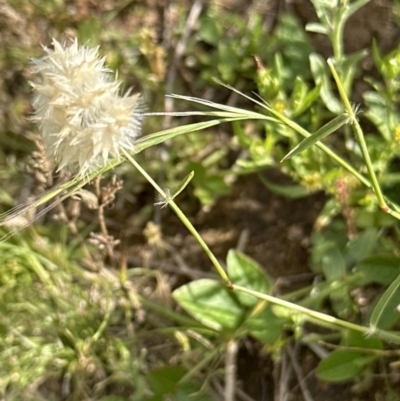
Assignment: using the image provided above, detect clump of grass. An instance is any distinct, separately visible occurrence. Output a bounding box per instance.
[0,237,150,399]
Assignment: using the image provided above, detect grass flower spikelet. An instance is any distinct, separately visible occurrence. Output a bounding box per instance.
[30,38,143,176]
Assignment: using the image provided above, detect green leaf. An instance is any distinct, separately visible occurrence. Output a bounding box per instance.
[168,93,274,121]
[189,162,231,206]
[245,303,287,346]
[232,120,252,148]
[310,53,343,114]
[77,17,102,43]
[310,0,338,10]
[290,76,308,109]
[314,198,341,231]
[310,229,347,272]
[345,228,378,265]
[147,367,186,395]
[305,22,329,35]
[227,250,271,307]
[198,16,223,46]
[340,49,368,93]
[355,207,397,229]
[273,15,314,81]
[353,255,400,285]
[345,330,383,350]
[363,91,396,141]
[282,114,348,161]
[173,279,244,331]
[370,273,400,331]
[146,380,214,401]
[134,119,229,153]
[259,175,310,198]
[146,396,163,401]
[371,39,384,73]
[171,171,195,200]
[256,67,280,100]
[175,384,215,401]
[218,42,240,83]
[290,78,321,117]
[316,350,376,382]
[330,285,353,319]
[321,245,346,281]
[342,0,371,22]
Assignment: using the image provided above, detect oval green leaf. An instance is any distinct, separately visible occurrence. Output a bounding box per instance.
[173,279,244,331]
[227,250,271,307]
[316,350,376,382]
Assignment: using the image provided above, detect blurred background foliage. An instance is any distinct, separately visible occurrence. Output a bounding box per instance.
[1,0,400,400]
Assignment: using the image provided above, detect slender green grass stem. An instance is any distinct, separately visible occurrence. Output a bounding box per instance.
[298,273,365,308]
[232,284,400,343]
[332,14,344,61]
[122,149,232,287]
[232,284,366,333]
[0,311,37,349]
[92,298,113,343]
[270,107,372,188]
[327,59,400,220]
[124,126,400,342]
[212,80,374,188]
[352,121,388,210]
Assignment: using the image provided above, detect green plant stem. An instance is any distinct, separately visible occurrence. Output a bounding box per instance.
[232,283,366,333]
[269,105,372,188]
[328,59,400,220]
[217,81,373,188]
[0,311,37,349]
[232,284,400,343]
[122,149,232,287]
[299,273,365,308]
[92,296,113,343]
[167,88,377,190]
[331,8,344,61]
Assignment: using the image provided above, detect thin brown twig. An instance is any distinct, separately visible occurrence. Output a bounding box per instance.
[276,349,291,401]
[164,0,204,126]
[286,345,314,401]
[93,175,123,267]
[225,339,239,401]
[235,387,258,401]
[154,0,204,228]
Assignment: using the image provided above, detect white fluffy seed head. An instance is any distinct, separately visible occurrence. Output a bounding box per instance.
[30,38,143,176]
